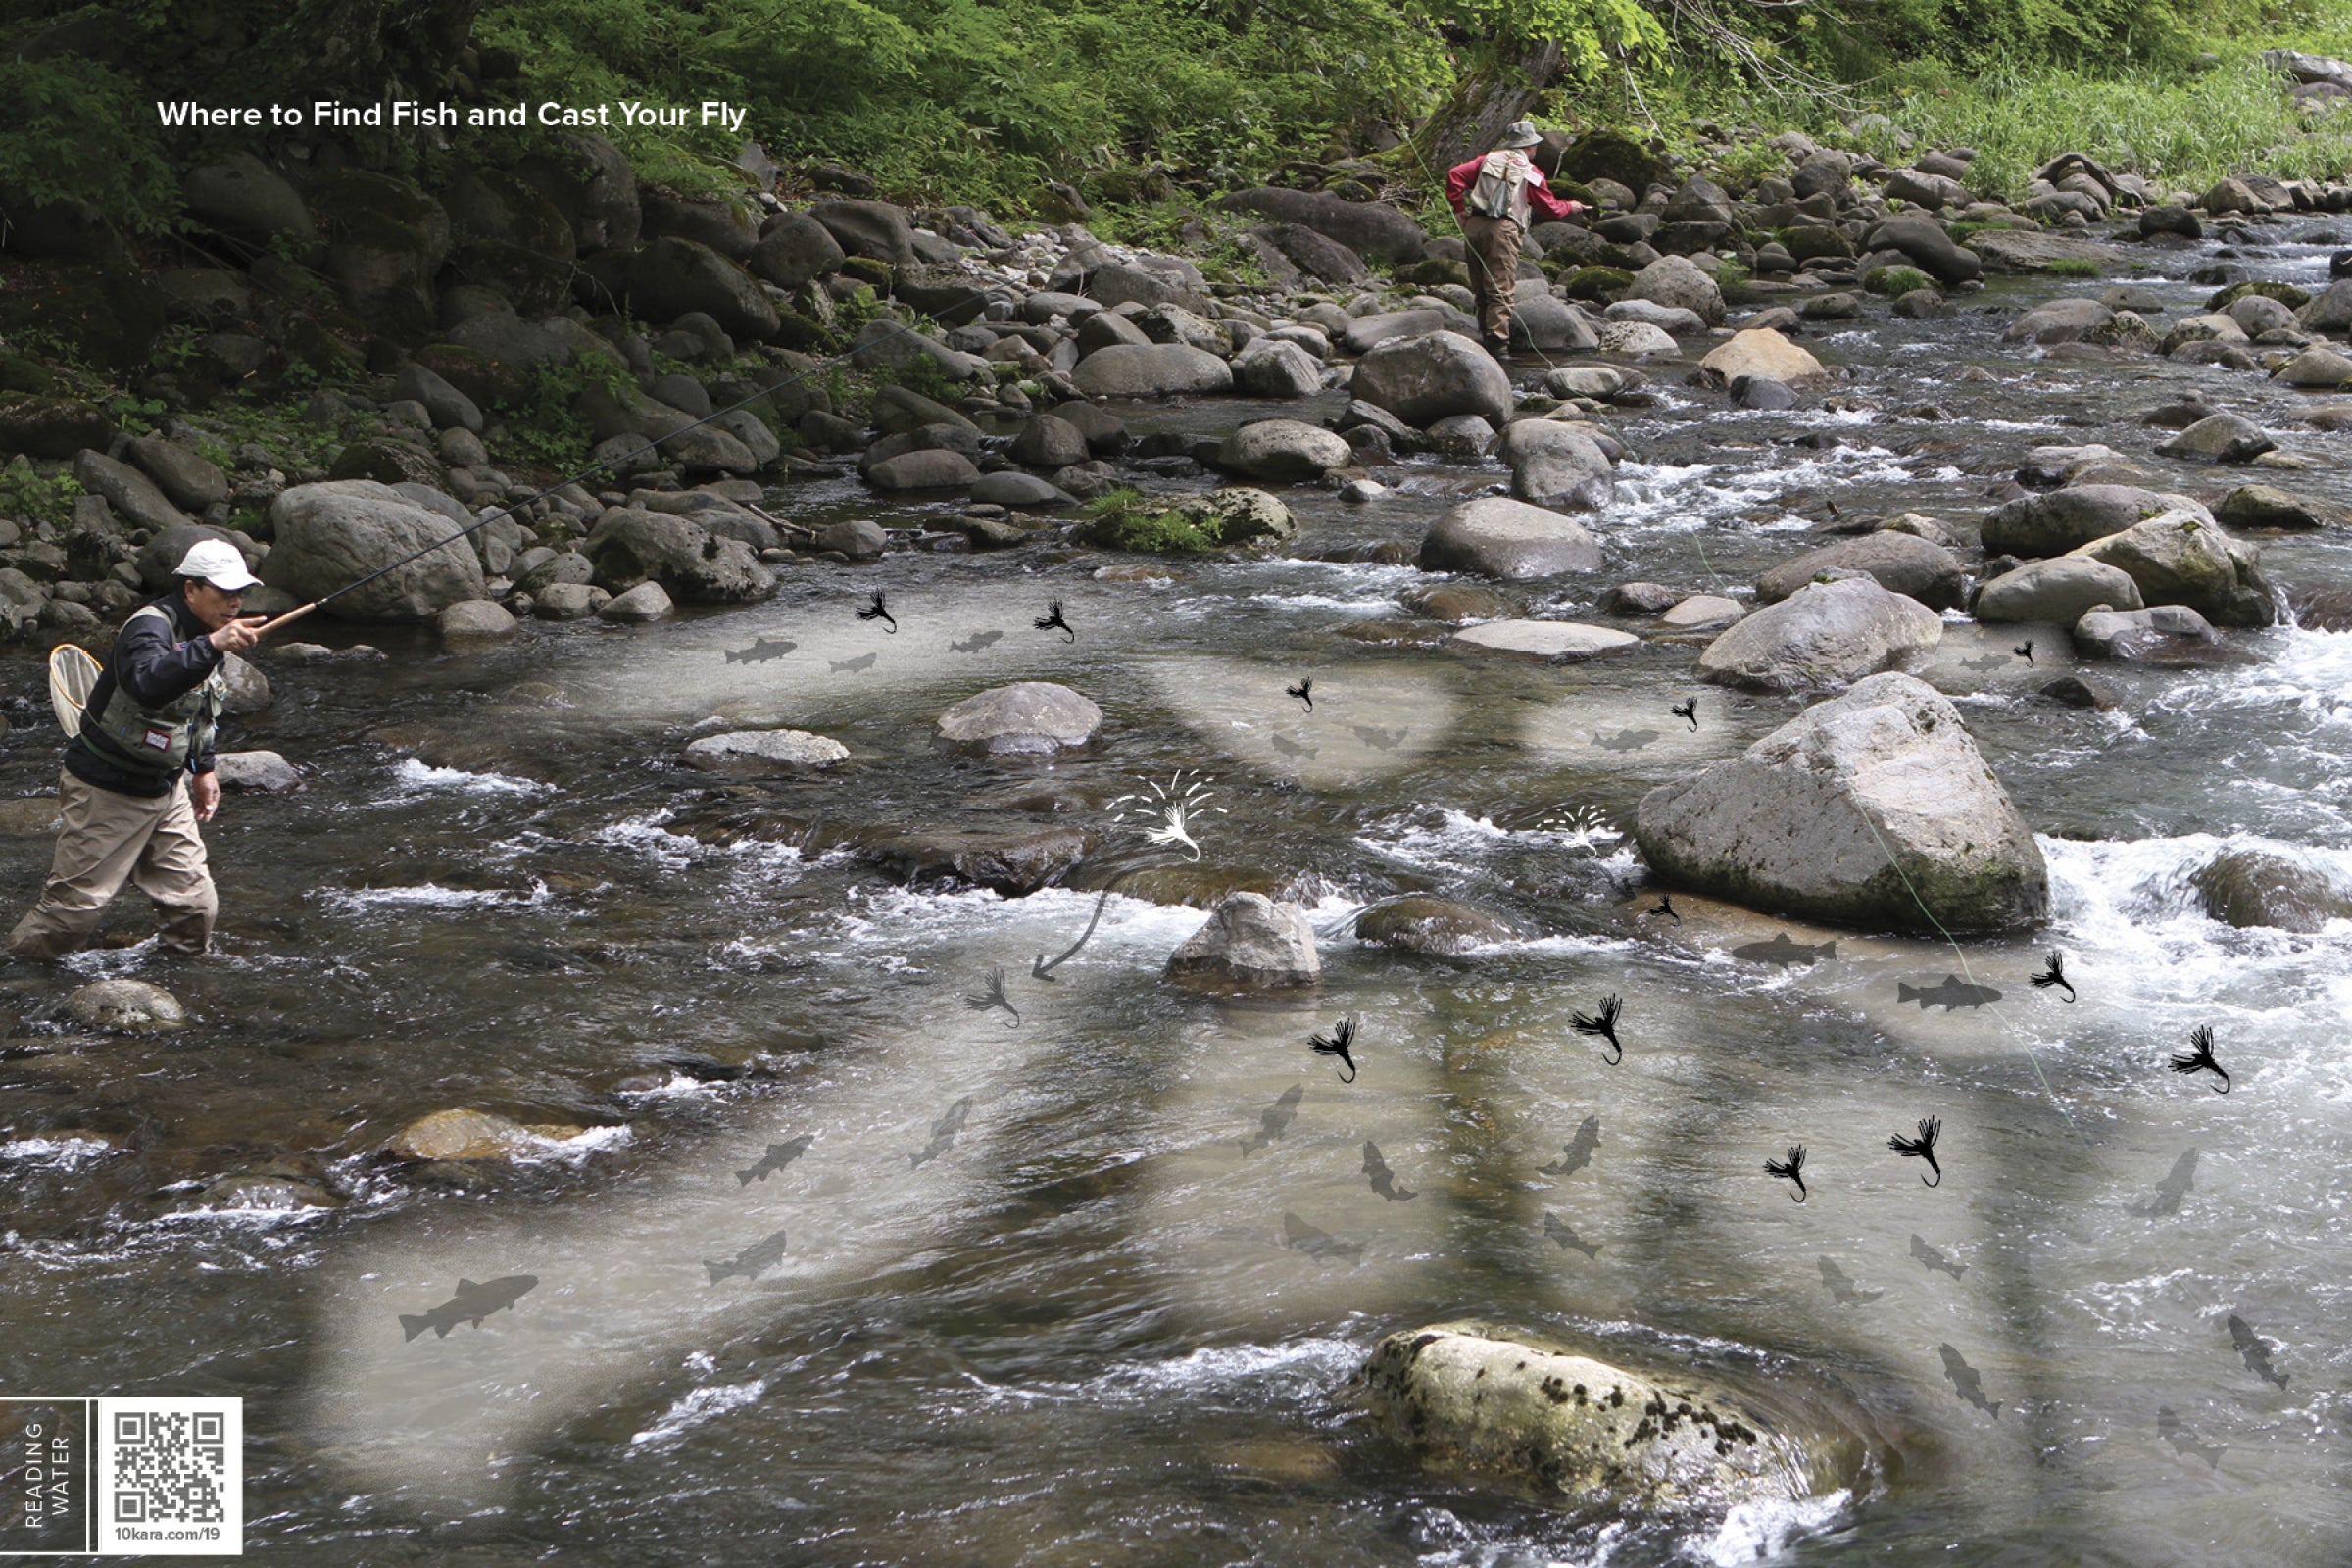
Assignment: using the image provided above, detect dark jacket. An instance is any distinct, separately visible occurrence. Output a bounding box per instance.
[65,594,222,798]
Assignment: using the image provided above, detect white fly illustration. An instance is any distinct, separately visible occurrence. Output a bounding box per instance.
[1109,771,1227,862]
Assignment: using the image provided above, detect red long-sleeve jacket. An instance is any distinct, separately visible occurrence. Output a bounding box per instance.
[1446,153,1584,223]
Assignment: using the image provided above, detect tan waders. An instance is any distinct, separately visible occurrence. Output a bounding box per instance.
[1460,212,1525,350]
[7,770,217,959]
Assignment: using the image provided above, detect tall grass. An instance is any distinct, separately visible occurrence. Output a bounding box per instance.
[1848,51,2352,199]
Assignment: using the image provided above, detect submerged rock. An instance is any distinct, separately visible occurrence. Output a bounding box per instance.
[1359,1322,1849,1512]
[935,682,1102,755]
[683,729,849,770]
[1635,672,2049,934]
[64,979,184,1031]
[858,824,1091,898]
[385,1108,587,1161]
[1354,897,1516,954]
[2191,848,2352,932]
[1164,892,1320,987]
[1419,497,1602,580]
[213,750,302,793]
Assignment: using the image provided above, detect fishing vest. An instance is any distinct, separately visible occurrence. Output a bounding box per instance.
[80,605,223,779]
[1467,151,1535,225]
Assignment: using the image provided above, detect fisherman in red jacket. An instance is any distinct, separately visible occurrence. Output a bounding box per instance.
[1446,122,1587,360]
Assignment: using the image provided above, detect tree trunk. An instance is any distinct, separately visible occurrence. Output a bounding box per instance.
[1410,39,1564,176]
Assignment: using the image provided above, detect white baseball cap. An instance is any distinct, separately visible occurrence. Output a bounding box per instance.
[173,539,262,592]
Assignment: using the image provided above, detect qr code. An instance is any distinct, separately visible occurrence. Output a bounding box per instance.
[107,1407,228,1525]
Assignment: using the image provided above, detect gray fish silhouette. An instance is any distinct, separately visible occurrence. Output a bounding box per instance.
[1899,975,2002,1011]
[1938,1344,2000,1419]
[2130,1148,2198,1217]
[735,1134,813,1187]
[1961,653,2014,671]
[1269,733,1318,760]
[911,1096,974,1168]
[1544,1211,1601,1259]
[829,652,879,674]
[1595,728,1659,753]
[1819,1256,1884,1304]
[724,636,797,665]
[1282,1211,1363,1264]
[705,1227,789,1285]
[2228,1314,2289,1389]
[1238,1083,1304,1156]
[950,630,1003,654]
[1361,1141,1417,1201]
[1538,1115,1600,1178]
[400,1275,538,1341]
[2157,1406,2224,1468]
[1732,932,1838,966]
[1350,724,1408,751]
[1911,1234,1967,1279]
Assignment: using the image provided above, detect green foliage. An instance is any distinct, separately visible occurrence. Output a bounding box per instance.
[1077,489,1217,554]
[501,352,633,473]
[105,393,168,437]
[1864,265,1934,296]
[2045,257,2103,276]
[0,458,85,527]
[0,57,181,235]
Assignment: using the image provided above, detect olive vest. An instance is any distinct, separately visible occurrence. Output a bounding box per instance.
[79,605,224,779]
[1467,151,1536,225]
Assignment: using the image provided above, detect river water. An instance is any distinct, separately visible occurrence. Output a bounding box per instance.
[4,232,2351,1567]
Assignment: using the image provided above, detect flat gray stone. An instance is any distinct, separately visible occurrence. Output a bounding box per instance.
[1450,620,1637,657]
[684,729,849,769]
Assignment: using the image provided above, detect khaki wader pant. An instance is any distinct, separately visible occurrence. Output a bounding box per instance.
[1460,212,1525,345]
[8,770,217,959]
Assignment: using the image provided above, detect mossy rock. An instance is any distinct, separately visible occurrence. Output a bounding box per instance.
[277,313,368,383]
[326,438,446,487]
[2205,279,2309,312]
[0,355,60,395]
[1558,266,1636,304]
[0,263,168,371]
[1076,487,1297,554]
[0,394,113,459]
[838,255,895,291]
[308,171,452,347]
[1864,265,1932,297]
[445,240,574,318]
[415,343,529,409]
[1402,258,1471,288]
[1553,130,1675,196]
[1780,224,1854,262]
[769,310,828,352]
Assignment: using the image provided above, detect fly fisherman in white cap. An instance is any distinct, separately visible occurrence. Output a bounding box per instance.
[9,540,264,960]
[1445,121,1587,360]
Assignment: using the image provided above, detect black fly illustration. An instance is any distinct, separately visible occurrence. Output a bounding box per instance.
[1765,1144,1808,1203]
[2031,951,2076,1002]
[1034,598,1074,642]
[857,589,898,633]
[1643,893,1680,924]
[1286,677,1313,711]
[964,966,1020,1028]
[1571,994,1624,1065]
[2169,1024,2230,1094]
[1308,1017,1359,1083]
[1888,1115,1943,1187]
[2014,640,2035,664]
[1671,698,1699,731]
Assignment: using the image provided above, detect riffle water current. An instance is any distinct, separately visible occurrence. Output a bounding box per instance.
[4,235,2352,1567]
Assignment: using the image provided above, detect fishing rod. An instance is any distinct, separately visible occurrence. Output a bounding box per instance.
[249,276,1027,637]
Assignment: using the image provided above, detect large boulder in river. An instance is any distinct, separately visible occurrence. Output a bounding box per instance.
[1636,672,2049,934]
[1208,187,1428,263]
[1865,215,1983,285]
[1974,557,2143,623]
[264,481,486,621]
[1981,485,2198,557]
[1696,328,1824,388]
[1070,343,1232,398]
[1419,497,1601,579]
[1352,331,1511,426]
[2070,507,2277,626]
[1755,532,1965,611]
[1496,419,1615,511]
[2190,847,2352,932]
[1340,308,1467,356]
[582,507,776,604]
[1359,1323,1850,1512]
[1695,578,1941,691]
[1164,892,1320,987]
[1626,255,1724,325]
[1218,418,1350,482]
[64,979,184,1032]
[935,682,1102,755]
